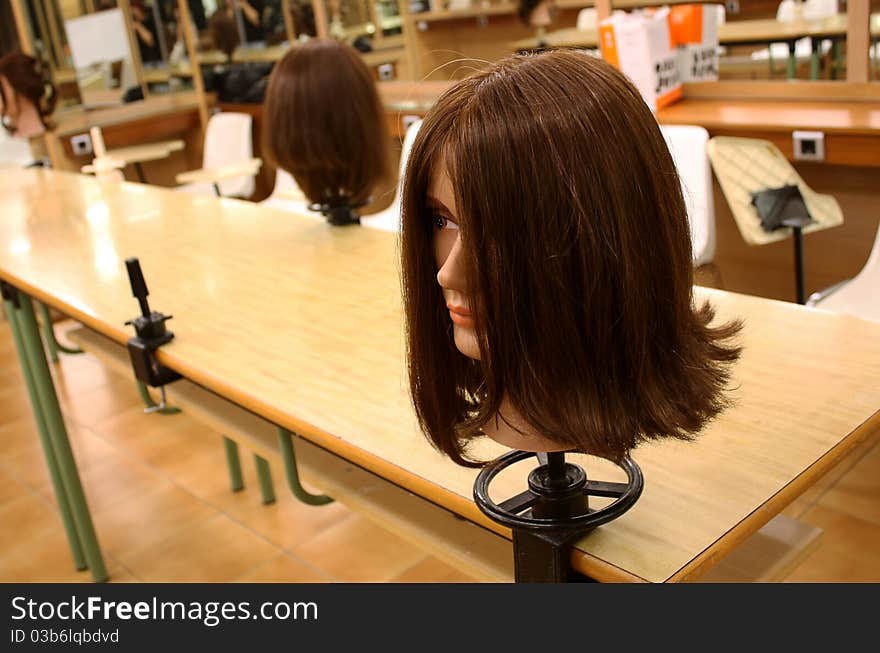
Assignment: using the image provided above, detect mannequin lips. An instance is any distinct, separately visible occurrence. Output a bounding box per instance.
[447,304,475,328]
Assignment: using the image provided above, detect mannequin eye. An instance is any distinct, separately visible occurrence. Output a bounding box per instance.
[431,213,459,231]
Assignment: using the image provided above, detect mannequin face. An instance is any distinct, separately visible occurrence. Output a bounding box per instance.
[428,162,481,361]
[0,75,19,125]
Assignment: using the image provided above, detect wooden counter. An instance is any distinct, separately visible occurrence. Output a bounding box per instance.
[2,169,878,582]
[44,94,204,185]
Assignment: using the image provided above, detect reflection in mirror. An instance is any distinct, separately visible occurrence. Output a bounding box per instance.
[65,7,140,106]
[289,0,317,39]
[1,0,23,57]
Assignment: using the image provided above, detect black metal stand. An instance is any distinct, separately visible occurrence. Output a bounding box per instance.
[792,225,805,305]
[308,198,364,227]
[134,162,147,184]
[474,450,643,583]
[780,217,811,305]
[123,257,181,389]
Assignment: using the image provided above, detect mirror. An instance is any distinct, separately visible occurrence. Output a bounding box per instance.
[65,6,141,106]
[11,0,204,112]
[0,0,24,57]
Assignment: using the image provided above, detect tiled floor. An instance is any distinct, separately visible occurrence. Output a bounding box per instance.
[0,316,878,583]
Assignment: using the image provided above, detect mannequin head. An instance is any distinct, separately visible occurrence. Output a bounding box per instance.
[401,50,741,466]
[210,7,240,61]
[517,0,558,27]
[263,39,389,217]
[0,52,57,138]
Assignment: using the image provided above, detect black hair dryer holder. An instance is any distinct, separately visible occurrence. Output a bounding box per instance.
[123,257,181,401]
[308,197,364,227]
[474,450,643,583]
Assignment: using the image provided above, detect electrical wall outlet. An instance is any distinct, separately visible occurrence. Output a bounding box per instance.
[793,131,825,162]
[377,63,395,81]
[70,133,93,157]
[725,1,740,14]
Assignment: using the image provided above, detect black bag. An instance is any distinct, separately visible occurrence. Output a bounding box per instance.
[751,184,814,232]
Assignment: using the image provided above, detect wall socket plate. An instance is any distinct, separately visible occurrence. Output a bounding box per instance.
[377,63,395,81]
[793,130,825,162]
[71,133,93,157]
[725,1,740,14]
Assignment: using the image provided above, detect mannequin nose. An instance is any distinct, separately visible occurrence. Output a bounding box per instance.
[436,233,467,291]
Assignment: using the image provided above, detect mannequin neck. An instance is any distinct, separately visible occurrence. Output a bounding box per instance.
[481,395,568,452]
[14,100,44,138]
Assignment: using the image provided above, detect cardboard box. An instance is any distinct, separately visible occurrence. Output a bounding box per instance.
[669,4,721,82]
[599,9,682,112]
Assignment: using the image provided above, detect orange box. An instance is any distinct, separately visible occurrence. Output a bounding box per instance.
[669,4,721,82]
[599,8,682,112]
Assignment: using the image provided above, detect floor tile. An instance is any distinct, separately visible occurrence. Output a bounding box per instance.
[293,514,427,583]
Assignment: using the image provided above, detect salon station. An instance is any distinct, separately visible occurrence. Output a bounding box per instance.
[0,0,878,585]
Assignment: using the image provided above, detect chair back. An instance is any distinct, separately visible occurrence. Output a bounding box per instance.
[203,112,255,198]
[360,119,423,232]
[0,129,35,167]
[776,0,799,22]
[803,0,837,21]
[660,124,716,267]
[261,168,312,215]
[816,222,880,321]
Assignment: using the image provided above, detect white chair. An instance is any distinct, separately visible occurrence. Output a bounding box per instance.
[776,0,800,22]
[360,118,423,232]
[576,8,598,31]
[807,222,880,322]
[660,124,716,269]
[0,129,36,167]
[260,168,314,216]
[803,0,837,21]
[176,112,257,198]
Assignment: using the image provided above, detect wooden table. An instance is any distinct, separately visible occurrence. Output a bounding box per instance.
[2,169,879,583]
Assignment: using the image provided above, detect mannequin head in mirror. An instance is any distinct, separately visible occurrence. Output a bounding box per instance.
[517,0,558,28]
[400,50,742,466]
[262,38,389,224]
[0,52,57,139]
[209,2,241,61]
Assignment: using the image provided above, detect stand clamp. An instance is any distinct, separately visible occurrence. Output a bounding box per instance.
[123,258,181,409]
[308,196,366,227]
[474,450,643,583]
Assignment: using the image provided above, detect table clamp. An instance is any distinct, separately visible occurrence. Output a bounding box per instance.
[123,257,182,413]
[308,196,366,226]
[474,450,643,583]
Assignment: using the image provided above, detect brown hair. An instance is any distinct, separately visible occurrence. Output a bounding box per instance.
[400,50,742,467]
[0,51,57,134]
[209,9,240,60]
[262,39,389,207]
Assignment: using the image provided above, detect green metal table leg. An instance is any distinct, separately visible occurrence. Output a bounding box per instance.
[17,294,107,582]
[831,40,842,80]
[278,428,333,506]
[38,302,83,361]
[135,380,181,414]
[3,295,86,571]
[809,38,820,80]
[254,454,275,505]
[223,437,244,492]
